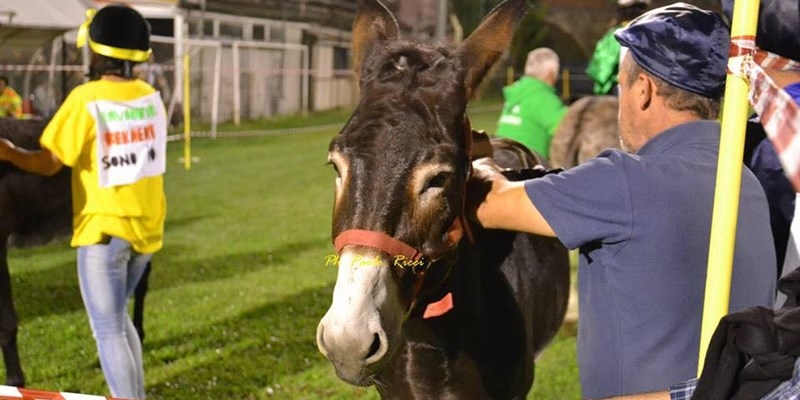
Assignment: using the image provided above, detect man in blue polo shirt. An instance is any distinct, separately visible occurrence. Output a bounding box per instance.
[469,3,776,398]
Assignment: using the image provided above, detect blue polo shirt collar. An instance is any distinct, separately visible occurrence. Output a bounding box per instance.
[636,120,719,156]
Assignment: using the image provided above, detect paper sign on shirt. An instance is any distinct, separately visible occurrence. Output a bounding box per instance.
[88,92,167,188]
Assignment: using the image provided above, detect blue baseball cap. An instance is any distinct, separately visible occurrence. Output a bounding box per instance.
[615,2,730,98]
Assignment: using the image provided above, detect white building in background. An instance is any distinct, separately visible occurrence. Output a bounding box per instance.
[395,0,439,37]
[0,0,357,125]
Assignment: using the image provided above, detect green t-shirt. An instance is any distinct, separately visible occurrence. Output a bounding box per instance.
[495,76,567,159]
[587,25,624,95]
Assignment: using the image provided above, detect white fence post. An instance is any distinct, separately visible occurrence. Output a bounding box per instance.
[233,42,241,126]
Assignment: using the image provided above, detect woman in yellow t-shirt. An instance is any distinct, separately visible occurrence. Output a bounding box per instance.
[0,5,166,399]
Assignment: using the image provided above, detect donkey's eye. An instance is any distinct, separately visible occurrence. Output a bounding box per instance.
[327,160,341,177]
[421,171,451,194]
[326,160,344,194]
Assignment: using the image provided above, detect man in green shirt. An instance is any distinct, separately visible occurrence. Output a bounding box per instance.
[586,0,651,95]
[496,47,566,160]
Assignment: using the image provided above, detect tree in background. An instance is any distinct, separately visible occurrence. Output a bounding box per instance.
[508,5,551,75]
[452,0,502,35]
[452,0,549,79]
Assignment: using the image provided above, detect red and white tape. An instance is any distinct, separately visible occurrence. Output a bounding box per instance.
[729,37,800,191]
[0,385,129,400]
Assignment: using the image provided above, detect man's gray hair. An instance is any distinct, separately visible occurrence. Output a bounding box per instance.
[622,57,721,120]
[524,47,560,80]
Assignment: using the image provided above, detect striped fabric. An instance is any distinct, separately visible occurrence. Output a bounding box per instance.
[730,36,800,191]
[749,51,800,192]
[669,378,698,400]
[0,385,129,400]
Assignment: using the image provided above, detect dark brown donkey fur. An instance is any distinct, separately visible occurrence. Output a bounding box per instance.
[316,0,570,398]
[0,118,150,387]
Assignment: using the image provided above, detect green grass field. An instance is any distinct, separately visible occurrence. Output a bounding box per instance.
[7,105,580,399]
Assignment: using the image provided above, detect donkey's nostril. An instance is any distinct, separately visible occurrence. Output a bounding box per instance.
[366,332,382,360]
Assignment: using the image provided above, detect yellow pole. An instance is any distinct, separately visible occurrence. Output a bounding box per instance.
[561,69,571,101]
[507,66,514,86]
[183,53,192,171]
[697,0,761,375]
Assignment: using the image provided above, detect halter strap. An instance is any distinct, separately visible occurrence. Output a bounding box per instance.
[333,118,475,263]
[334,220,462,319]
[334,229,423,262]
[332,116,479,319]
[333,217,464,265]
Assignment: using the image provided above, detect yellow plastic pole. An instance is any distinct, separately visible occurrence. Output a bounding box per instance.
[561,68,571,101]
[183,53,192,171]
[507,66,514,86]
[697,0,761,375]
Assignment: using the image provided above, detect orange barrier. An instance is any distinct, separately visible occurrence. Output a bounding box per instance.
[0,385,130,400]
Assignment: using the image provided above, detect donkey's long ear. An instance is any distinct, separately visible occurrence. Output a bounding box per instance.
[352,0,400,78]
[456,0,529,99]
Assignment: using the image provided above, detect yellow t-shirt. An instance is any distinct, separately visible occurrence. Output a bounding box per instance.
[0,87,23,118]
[40,79,167,253]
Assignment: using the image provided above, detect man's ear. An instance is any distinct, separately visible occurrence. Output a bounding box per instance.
[548,70,559,86]
[637,73,654,111]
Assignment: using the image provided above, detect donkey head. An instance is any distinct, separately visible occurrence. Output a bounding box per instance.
[316,0,528,386]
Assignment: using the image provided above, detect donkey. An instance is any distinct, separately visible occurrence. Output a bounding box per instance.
[0,118,150,387]
[549,95,620,169]
[316,0,570,398]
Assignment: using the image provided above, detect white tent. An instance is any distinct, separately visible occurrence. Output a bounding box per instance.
[0,0,86,50]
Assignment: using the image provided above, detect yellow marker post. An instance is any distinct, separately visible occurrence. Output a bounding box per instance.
[561,69,571,101]
[697,0,761,375]
[507,66,514,87]
[183,53,191,171]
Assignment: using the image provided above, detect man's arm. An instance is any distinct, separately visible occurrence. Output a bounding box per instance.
[471,158,557,237]
[0,138,63,176]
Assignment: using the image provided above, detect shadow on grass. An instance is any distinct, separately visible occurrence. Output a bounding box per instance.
[150,237,330,291]
[11,257,82,320]
[7,214,214,320]
[164,214,215,231]
[144,284,344,399]
[9,237,329,322]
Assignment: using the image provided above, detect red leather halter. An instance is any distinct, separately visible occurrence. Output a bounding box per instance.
[333,218,465,269]
[332,217,465,317]
[332,118,479,317]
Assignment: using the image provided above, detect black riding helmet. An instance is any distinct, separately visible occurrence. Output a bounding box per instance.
[77,4,152,79]
[616,0,650,24]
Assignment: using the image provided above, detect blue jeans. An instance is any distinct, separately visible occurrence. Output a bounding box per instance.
[77,237,151,400]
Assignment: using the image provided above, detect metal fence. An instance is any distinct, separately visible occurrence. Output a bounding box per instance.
[0,36,594,128]
[0,38,84,119]
[0,35,357,129]
[147,35,315,133]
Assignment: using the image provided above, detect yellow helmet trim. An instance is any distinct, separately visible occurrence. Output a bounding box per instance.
[88,39,152,62]
[76,9,96,49]
[76,8,152,63]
